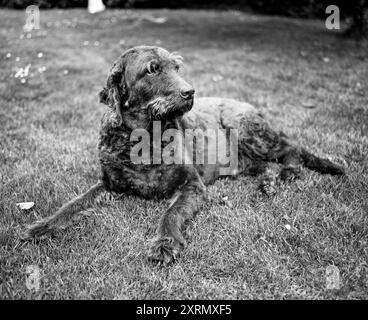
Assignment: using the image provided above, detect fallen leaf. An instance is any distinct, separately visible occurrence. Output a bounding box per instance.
[16,202,34,210]
[301,101,317,109]
[25,265,40,292]
[146,16,167,24]
[326,265,341,290]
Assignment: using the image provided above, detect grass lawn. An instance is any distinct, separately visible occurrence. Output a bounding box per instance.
[0,8,367,299]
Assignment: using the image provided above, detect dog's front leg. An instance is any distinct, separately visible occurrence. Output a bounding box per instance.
[148,178,206,265]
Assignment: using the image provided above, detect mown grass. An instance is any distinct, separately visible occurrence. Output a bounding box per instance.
[0,9,367,299]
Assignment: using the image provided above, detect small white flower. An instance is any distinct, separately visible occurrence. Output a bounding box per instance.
[5,53,11,59]
[212,75,223,82]
[14,64,31,78]
[15,57,20,62]
[285,224,291,230]
[63,69,69,75]
[38,66,46,73]
[37,52,43,58]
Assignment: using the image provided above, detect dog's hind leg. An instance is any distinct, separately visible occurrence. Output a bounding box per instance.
[278,146,304,182]
[299,148,345,175]
[277,143,345,179]
[258,162,283,196]
[258,141,345,195]
[21,181,105,240]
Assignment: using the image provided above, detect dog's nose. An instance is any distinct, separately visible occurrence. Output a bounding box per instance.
[180,88,195,100]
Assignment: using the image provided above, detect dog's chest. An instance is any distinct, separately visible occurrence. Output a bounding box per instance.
[98,113,190,198]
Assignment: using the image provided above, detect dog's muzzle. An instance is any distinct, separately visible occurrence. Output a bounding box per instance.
[148,95,194,120]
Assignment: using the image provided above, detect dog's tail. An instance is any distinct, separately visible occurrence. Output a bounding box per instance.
[300,148,345,175]
[21,181,105,240]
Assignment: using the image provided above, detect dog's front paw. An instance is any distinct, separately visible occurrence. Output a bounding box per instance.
[147,236,183,266]
[280,165,302,182]
[259,171,278,196]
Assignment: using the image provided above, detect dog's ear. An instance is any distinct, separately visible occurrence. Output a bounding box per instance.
[99,56,128,125]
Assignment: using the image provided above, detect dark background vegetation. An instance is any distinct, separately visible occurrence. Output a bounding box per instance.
[1,0,367,37]
[0,0,365,17]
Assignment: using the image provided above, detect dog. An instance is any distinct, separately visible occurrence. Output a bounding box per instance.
[23,46,345,264]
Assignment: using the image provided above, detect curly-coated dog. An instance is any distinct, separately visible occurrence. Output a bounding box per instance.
[23,46,345,264]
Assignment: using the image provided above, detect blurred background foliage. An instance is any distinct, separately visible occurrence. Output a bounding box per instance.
[0,0,367,37]
[0,0,364,16]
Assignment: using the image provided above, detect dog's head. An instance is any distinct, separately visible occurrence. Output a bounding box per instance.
[99,46,195,124]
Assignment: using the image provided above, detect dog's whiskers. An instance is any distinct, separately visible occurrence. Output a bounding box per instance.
[148,97,173,120]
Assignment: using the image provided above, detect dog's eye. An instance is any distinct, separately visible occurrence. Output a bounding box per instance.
[174,65,180,72]
[146,62,160,75]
